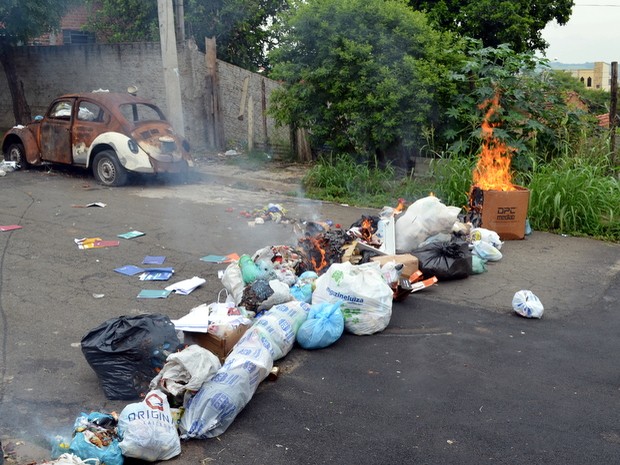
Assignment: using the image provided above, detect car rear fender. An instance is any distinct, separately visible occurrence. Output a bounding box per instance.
[86,132,154,174]
[2,127,42,165]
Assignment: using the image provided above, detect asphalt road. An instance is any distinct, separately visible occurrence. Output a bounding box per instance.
[0,165,619,465]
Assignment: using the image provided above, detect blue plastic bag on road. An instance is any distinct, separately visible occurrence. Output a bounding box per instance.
[297,301,344,350]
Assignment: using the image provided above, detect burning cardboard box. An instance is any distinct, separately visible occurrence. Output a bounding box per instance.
[466,92,530,240]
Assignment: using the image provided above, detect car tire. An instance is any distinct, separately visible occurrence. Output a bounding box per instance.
[93,150,128,187]
[6,142,28,168]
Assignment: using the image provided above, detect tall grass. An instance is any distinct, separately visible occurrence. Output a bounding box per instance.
[527,155,620,240]
[303,154,399,206]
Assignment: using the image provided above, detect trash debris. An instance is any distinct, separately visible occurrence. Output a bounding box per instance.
[137,289,173,299]
[411,240,473,281]
[180,301,309,439]
[114,265,144,276]
[395,195,461,252]
[143,255,166,265]
[0,224,22,232]
[71,202,107,208]
[117,230,145,239]
[117,390,181,461]
[74,238,120,249]
[150,345,221,397]
[81,314,181,399]
[297,301,344,349]
[512,290,544,318]
[67,412,122,465]
[312,261,393,335]
[200,253,239,264]
[165,276,206,295]
[139,269,174,281]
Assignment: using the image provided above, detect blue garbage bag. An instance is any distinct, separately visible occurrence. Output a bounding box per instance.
[296,301,344,349]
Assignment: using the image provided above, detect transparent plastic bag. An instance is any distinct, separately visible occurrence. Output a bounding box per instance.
[512,290,544,319]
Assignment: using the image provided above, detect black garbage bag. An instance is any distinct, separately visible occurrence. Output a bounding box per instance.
[411,240,473,281]
[81,314,180,400]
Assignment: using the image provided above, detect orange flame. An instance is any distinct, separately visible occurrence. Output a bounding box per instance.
[394,198,406,214]
[300,236,328,272]
[472,92,516,192]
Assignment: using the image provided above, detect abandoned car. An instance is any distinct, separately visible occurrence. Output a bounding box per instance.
[1,91,193,186]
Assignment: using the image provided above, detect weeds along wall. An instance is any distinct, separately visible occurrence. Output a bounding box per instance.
[0,42,290,155]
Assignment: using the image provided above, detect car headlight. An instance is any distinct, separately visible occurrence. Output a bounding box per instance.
[127,138,139,154]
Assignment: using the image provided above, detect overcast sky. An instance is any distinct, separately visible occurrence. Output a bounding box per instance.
[541,1,620,64]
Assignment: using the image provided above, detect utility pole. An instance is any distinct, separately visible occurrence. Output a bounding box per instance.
[158,0,185,136]
[611,62,619,175]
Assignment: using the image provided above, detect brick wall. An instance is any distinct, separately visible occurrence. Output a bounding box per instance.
[0,42,290,156]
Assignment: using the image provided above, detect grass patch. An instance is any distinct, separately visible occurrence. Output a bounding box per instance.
[527,156,620,240]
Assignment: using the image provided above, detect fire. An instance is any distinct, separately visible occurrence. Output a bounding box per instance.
[299,236,328,272]
[394,198,406,214]
[472,92,516,192]
[360,218,373,242]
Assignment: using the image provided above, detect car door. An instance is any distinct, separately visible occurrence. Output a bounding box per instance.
[72,99,108,166]
[40,98,75,164]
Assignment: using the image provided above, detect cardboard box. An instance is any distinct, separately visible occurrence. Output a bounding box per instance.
[184,323,251,362]
[370,253,419,279]
[480,186,530,240]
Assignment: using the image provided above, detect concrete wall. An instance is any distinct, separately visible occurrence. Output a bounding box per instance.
[0,41,290,155]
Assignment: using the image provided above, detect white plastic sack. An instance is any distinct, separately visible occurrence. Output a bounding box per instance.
[512,290,544,319]
[118,390,181,461]
[470,227,503,250]
[41,454,99,465]
[179,328,274,439]
[395,196,461,252]
[221,261,244,305]
[472,240,503,262]
[253,301,310,359]
[312,262,393,335]
[149,344,221,397]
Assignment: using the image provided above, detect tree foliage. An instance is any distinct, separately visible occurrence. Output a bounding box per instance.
[0,0,75,45]
[1,0,78,123]
[269,0,463,165]
[84,0,159,43]
[83,0,288,71]
[408,0,574,54]
[443,41,598,168]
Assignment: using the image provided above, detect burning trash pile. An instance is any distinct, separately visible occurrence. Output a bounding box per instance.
[34,93,535,465]
[35,194,521,465]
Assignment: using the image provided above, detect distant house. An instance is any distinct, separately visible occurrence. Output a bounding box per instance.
[30,5,95,46]
[557,62,611,92]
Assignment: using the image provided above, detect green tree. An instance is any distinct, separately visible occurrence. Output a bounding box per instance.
[84,0,288,71]
[408,0,574,54]
[269,0,462,166]
[0,0,77,124]
[84,0,159,43]
[443,41,597,168]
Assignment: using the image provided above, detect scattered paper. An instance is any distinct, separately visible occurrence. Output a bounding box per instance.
[143,255,166,265]
[171,304,210,332]
[200,253,239,264]
[114,265,145,276]
[74,237,119,249]
[139,271,173,281]
[71,202,107,208]
[0,225,23,232]
[118,230,145,239]
[137,289,172,299]
[165,276,206,295]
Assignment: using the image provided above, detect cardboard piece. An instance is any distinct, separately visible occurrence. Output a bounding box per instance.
[370,253,419,278]
[479,186,530,240]
[184,323,251,362]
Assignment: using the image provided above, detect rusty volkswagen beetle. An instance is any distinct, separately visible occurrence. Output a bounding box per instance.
[1,91,193,186]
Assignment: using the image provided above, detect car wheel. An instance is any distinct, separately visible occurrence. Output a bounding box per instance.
[5,142,27,168]
[93,150,128,187]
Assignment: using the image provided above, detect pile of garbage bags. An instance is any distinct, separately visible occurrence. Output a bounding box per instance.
[44,195,513,465]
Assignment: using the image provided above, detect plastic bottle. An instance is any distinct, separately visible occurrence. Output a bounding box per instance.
[238,254,261,284]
